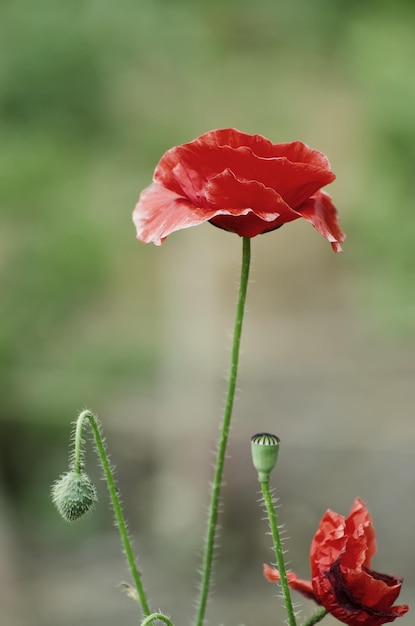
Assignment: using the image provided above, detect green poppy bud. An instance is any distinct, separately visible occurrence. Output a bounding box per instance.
[251,433,280,482]
[51,470,97,522]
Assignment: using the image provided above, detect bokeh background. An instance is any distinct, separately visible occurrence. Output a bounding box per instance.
[1,1,414,625]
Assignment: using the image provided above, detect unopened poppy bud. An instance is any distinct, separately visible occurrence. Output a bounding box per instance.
[51,470,97,522]
[251,433,280,482]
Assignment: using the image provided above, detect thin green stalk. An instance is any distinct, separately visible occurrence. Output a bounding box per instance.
[195,236,251,626]
[260,478,297,626]
[141,613,174,626]
[301,608,328,626]
[73,409,151,617]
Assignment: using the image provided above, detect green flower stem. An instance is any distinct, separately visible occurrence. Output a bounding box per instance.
[141,613,174,626]
[73,409,151,617]
[260,478,297,626]
[301,608,328,626]
[195,236,251,626]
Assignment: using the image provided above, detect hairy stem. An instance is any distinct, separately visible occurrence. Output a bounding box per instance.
[73,409,151,617]
[260,478,297,626]
[195,236,251,626]
[141,613,174,626]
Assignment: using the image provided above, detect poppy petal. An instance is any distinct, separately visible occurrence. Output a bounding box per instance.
[263,563,318,603]
[133,183,218,245]
[133,128,344,249]
[296,190,345,252]
[155,132,335,209]
[189,129,334,168]
[343,567,404,612]
[310,499,409,626]
[342,498,377,570]
[205,169,295,216]
[319,560,409,626]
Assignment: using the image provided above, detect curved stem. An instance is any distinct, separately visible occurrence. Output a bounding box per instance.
[260,478,297,626]
[195,236,251,626]
[73,410,87,474]
[73,409,151,617]
[301,608,328,626]
[141,613,174,626]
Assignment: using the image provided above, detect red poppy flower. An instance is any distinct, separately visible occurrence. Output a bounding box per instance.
[133,128,345,252]
[264,498,409,626]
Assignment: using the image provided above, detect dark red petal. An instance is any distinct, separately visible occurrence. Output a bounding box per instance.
[133,182,219,245]
[263,564,318,603]
[296,190,345,253]
[154,129,335,209]
[315,557,409,626]
[210,213,286,237]
[343,567,404,612]
[322,593,408,626]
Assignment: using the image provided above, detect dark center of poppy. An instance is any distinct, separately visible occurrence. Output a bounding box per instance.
[326,559,398,619]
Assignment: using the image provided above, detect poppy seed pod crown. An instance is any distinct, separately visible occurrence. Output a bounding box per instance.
[251,433,280,481]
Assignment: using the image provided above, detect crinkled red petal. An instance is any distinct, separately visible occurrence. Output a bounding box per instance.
[318,560,409,626]
[297,499,409,626]
[154,129,335,209]
[342,567,404,612]
[323,595,409,626]
[311,499,376,578]
[343,498,377,568]
[311,508,348,574]
[185,128,334,167]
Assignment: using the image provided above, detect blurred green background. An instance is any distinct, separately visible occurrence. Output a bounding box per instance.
[1,1,414,625]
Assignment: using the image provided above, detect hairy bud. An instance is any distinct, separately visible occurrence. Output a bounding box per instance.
[51,470,97,522]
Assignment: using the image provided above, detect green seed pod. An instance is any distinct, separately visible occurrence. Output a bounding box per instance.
[51,470,97,522]
[251,433,280,482]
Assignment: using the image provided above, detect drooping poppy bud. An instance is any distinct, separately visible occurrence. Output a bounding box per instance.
[52,470,97,522]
